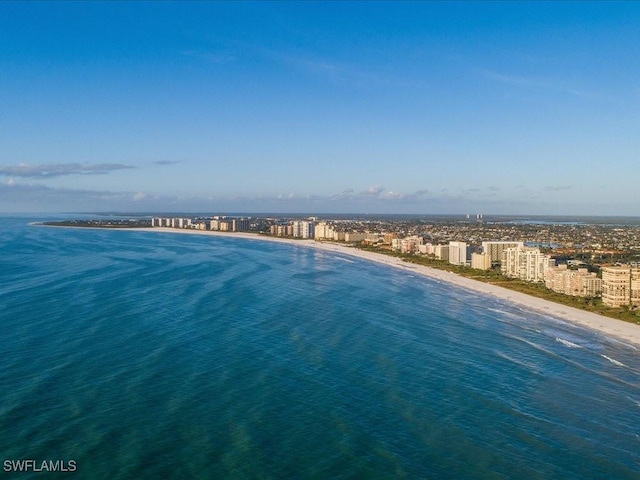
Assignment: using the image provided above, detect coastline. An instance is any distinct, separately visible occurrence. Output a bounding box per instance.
[73,225,640,347]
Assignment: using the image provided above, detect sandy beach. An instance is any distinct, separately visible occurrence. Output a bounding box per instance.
[115,227,640,348]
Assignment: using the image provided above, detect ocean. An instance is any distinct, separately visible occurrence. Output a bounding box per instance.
[1,216,639,479]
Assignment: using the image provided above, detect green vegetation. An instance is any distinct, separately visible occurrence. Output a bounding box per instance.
[354,243,640,325]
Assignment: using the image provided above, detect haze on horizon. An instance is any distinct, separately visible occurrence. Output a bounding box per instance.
[1,1,638,216]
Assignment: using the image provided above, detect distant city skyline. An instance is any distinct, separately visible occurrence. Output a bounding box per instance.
[1,1,639,215]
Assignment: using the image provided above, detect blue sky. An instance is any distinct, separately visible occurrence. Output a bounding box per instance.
[1,1,638,215]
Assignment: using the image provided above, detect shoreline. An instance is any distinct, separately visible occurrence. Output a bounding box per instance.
[49,224,640,347]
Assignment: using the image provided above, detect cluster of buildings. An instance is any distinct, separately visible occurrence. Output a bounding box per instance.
[152,217,196,229]
[417,241,640,308]
[151,216,249,232]
[270,220,370,242]
[544,265,602,298]
[414,239,640,307]
[382,237,639,308]
[270,219,316,239]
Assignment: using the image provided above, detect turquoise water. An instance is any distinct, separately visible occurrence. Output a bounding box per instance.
[1,217,639,479]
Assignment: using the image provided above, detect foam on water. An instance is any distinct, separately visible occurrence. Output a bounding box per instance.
[602,355,626,367]
[556,337,583,349]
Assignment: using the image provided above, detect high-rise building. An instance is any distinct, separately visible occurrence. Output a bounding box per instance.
[501,247,554,283]
[291,221,303,238]
[471,252,491,271]
[301,221,315,239]
[232,219,249,232]
[314,222,334,240]
[482,241,525,264]
[601,265,640,307]
[291,220,315,238]
[449,241,468,266]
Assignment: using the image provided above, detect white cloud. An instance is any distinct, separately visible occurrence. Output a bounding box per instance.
[360,185,385,196]
[133,192,148,201]
[0,162,134,178]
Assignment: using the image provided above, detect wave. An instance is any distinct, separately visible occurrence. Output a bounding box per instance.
[601,354,626,367]
[487,307,526,321]
[555,337,583,349]
[333,256,355,263]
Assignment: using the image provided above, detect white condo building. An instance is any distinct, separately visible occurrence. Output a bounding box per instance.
[292,220,315,239]
[301,221,315,239]
[501,246,555,283]
[314,222,335,240]
[449,241,468,266]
